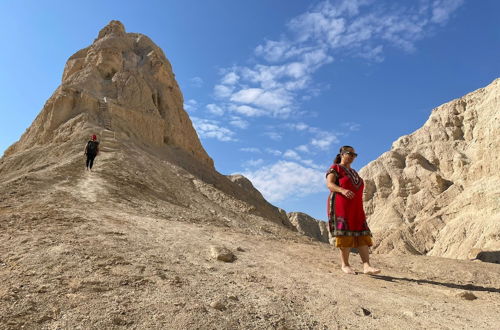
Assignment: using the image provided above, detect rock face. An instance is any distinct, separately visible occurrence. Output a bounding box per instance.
[4,20,212,168]
[360,78,500,260]
[288,212,329,243]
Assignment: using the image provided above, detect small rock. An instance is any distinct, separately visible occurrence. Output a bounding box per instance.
[403,310,416,317]
[236,247,245,252]
[210,300,226,311]
[456,291,478,300]
[191,304,208,313]
[228,295,239,301]
[210,246,236,263]
[360,307,371,316]
[112,317,128,326]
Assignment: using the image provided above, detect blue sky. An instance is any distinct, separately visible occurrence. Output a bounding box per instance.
[1,0,499,220]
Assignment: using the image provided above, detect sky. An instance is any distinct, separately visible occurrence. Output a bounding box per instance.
[1,0,500,220]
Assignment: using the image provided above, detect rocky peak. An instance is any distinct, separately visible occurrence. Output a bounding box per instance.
[96,20,126,40]
[5,21,213,169]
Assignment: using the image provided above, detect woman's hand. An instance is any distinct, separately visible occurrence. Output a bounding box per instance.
[341,189,355,199]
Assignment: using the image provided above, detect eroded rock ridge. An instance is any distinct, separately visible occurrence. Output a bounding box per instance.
[360,78,500,260]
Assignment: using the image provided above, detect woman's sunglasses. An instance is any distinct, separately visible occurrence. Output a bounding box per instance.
[342,151,358,157]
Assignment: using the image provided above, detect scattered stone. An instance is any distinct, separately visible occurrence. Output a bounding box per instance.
[210,300,226,311]
[112,317,128,326]
[456,291,478,301]
[403,310,417,317]
[362,307,371,316]
[210,246,236,262]
[228,295,239,301]
[236,247,245,252]
[191,304,208,314]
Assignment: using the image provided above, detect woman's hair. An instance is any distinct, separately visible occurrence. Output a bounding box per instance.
[334,145,354,164]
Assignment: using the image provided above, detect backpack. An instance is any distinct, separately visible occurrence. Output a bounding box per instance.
[87,141,98,156]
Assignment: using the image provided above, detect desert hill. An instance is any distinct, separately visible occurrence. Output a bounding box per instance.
[0,21,499,329]
[359,78,500,261]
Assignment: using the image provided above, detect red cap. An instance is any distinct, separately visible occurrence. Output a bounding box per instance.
[92,135,97,140]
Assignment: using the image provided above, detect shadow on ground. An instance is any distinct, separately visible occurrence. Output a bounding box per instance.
[372,275,500,293]
[476,250,500,264]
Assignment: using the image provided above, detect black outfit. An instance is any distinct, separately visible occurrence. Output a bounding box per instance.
[85,141,99,169]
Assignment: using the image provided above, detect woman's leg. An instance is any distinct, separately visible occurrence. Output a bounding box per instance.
[89,156,95,170]
[340,247,355,274]
[358,245,381,274]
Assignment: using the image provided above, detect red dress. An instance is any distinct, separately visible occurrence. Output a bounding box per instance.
[326,164,372,241]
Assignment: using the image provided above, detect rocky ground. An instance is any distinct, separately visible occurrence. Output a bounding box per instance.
[1,142,499,330]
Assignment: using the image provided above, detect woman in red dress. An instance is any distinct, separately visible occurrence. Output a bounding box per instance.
[326,145,380,275]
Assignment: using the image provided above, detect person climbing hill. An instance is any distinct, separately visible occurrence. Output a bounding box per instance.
[84,134,99,171]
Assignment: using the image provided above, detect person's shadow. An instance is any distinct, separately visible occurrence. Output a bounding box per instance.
[371,274,500,293]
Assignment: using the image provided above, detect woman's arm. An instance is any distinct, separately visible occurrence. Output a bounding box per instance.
[326,173,354,199]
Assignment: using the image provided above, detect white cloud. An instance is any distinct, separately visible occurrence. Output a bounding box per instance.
[265,148,282,156]
[342,122,361,131]
[284,122,341,153]
[189,76,204,87]
[184,99,198,112]
[255,39,292,62]
[207,0,464,152]
[311,132,339,150]
[191,117,236,142]
[215,46,333,118]
[286,122,310,131]
[264,131,282,141]
[206,103,224,116]
[230,88,262,103]
[230,88,293,116]
[240,147,261,153]
[295,144,310,153]
[221,72,240,85]
[283,149,301,160]
[229,116,249,129]
[300,159,324,170]
[358,45,384,62]
[214,84,234,98]
[431,0,464,24]
[231,104,266,117]
[242,161,325,202]
[244,158,265,167]
[286,0,464,57]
